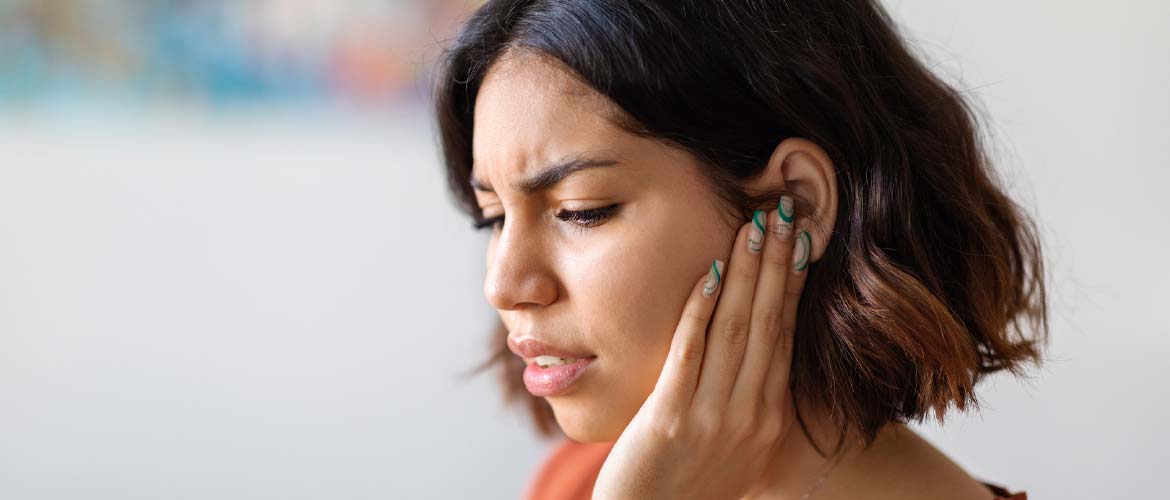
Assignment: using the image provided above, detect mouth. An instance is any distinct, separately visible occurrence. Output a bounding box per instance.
[522,356,597,397]
[507,335,596,365]
[526,354,600,369]
[507,335,598,396]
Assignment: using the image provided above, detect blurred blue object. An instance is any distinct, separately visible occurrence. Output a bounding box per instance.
[0,0,476,109]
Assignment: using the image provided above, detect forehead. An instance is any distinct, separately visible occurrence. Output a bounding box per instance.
[471,50,628,188]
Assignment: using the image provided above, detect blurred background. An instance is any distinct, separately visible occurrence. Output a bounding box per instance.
[0,0,472,110]
[0,1,1166,499]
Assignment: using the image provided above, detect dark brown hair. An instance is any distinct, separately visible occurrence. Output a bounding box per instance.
[432,0,1049,456]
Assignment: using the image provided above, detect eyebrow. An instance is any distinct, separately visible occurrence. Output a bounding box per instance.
[469,154,621,195]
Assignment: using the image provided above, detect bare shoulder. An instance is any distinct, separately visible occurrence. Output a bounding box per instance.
[829,424,998,500]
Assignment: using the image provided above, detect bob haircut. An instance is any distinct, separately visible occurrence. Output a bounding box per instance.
[434,0,1049,455]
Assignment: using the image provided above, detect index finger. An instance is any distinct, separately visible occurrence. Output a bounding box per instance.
[650,259,724,416]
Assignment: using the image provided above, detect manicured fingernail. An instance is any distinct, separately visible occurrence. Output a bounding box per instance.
[748,210,765,253]
[703,259,725,296]
[793,230,811,272]
[775,195,795,240]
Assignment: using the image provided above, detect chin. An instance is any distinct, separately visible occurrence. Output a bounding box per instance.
[546,393,627,442]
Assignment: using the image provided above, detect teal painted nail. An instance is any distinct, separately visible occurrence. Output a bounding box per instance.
[703,259,725,296]
[778,195,795,223]
[775,195,795,239]
[748,210,766,253]
[793,231,811,271]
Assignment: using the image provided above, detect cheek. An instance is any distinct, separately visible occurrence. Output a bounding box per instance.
[563,219,712,389]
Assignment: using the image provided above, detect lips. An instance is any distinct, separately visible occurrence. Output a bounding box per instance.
[522,357,596,397]
[507,336,597,365]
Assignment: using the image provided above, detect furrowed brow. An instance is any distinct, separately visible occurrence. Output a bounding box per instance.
[470,153,621,195]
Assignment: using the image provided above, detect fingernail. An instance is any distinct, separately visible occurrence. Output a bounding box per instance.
[793,230,811,272]
[748,210,765,253]
[775,195,795,240]
[703,259,724,296]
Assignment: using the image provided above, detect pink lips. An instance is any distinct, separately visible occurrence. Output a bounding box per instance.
[507,336,594,361]
[522,357,596,397]
[507,335,598,397]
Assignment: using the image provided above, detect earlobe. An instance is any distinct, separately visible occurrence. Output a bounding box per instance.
[754,138,839,263]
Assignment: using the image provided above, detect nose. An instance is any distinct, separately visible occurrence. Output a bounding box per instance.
[483,223,559,312]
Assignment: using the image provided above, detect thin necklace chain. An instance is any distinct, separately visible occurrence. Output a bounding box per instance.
[797,449,847,500]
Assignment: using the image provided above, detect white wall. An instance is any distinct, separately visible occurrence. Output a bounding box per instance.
[888,1,1170,498]
[1,1,1166,499]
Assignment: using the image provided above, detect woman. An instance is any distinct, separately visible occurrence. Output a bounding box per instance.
[433,1,1047,499]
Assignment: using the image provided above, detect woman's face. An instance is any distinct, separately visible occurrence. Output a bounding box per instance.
[472,51,739,442]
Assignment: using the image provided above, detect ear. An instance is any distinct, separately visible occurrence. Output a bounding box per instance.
[746,138,838,263]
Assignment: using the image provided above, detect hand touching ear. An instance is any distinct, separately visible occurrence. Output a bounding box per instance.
[748,137,838,264]
[591,197,812,500]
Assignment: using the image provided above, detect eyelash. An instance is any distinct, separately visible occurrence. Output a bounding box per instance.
[472,204,621,232]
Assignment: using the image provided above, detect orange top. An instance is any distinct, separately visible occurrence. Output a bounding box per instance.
[524,438,1027,500]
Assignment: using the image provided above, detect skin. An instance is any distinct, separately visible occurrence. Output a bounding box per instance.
[472,49,999,500]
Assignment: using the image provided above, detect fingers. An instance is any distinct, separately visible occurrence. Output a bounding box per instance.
[652,259,724,417]
[691,217,764,416]
[650,198,813,428]
[763,223,812,414]
[728,196,798,413]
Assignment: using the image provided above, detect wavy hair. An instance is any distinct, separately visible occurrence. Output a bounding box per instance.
[433,0,1049,456]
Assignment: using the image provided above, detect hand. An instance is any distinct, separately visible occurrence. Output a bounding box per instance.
[591,198,811,500]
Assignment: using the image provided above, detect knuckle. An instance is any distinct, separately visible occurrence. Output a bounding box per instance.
[756,307,783,334]
[779,322,796,340]
[763,246,793,269]
[691,415,720,440]
[732,260,757,282]
[720,316,751,346]
[784,286,804,299]
[773,330,794,359]
[730,413,759,442]
[682,307,711,327]
[654,415,687,442]
[676,341,705,364]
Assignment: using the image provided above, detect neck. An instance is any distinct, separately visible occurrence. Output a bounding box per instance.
[739,401,881,500]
